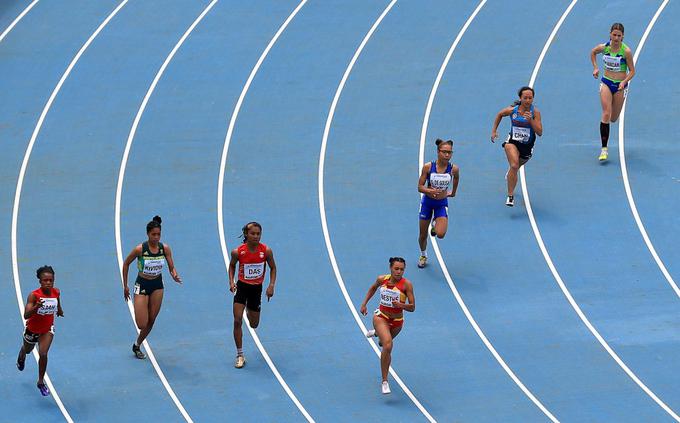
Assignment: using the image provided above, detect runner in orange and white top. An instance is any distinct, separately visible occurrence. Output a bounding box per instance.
[360,257,415,395]
[16,265,64,396]
[228,222,277,369]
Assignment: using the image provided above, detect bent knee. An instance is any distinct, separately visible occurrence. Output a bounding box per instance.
[249,321,259,329]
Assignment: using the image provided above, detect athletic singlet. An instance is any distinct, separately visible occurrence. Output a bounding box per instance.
[26,287,60,334]
[602,41,628,74]
[378,275,408,315]
[509,104,536,145]
[137,241,165,278]
[424,161,452,207]
[237,242,268,285]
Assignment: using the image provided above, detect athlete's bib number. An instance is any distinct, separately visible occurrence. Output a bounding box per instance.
[379,287,400,307]
[430,173,451,191]
[37,298,58,315]
[244,263,265,280]
[512,126,531,143]
[142,258,164,277]
[603,55,622,72]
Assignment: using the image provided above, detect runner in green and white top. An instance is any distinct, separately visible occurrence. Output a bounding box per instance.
[590,22,636,161]
[122,215,182,359]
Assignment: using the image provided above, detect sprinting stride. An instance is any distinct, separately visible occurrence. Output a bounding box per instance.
[491,86,543,207]
[360,257,415,395]
[16,265,64,396]
[228,222,277,368]
[417,139,459,268]
[590,22,635,162]
[122,215,182,359]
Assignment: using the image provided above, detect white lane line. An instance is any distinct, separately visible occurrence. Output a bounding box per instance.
[115,2,218,422]
[318,1,435,421]
[0,0,38,43]
[520,0,680,420]
[11,2,129,422]
[418,1,558,421]
[618,0,679,299]
[215,1,313,421]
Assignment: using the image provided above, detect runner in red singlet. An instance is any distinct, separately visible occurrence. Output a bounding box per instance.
[360,257,415,394]
[16,265,64,396]
[228,222,277,368]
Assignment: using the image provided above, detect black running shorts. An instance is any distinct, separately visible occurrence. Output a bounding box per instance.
[234,280,263,312]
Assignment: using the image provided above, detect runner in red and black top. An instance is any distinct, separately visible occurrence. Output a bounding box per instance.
[16,265,64,396]
[360,257,415,395]
[228,222,277,368]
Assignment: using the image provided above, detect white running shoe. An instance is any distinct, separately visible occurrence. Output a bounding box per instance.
[235,355,246,368]
[381,381,391,395]
[505,195,514,207]
[366,329,376,338]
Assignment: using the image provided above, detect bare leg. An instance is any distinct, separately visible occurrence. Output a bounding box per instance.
[610,89,626,123]
[37,333,54,385]
[373,315,395,383]
[233,302,246,350]
[418,218,429,252]
[433,216,448,239]
[135,289,164,346]
[504,144,521,196]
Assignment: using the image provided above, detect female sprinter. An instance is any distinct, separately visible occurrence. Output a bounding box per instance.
[590,23,635,161]
[122,215,182,359]
[491,86,543,207]
[228,222,277,368]
[417,139,459,268]
[360,257,415,395]
[16,265,64,396]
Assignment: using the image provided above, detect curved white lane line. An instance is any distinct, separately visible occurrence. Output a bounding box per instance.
[520,0,680,420]
[418,1,558,421]
[0,0,39,43]
[115,2,219,422]
[216,2,313,421]
[618,0,679,299]
[11,2,129,422]
[318,1,435,421]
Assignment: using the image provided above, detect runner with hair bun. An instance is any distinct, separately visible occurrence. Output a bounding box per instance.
[491,86,543,207]
[417,139,459,268]
[360,257,415,395]
[590,22,635,161]
[228,222,277,368]
[16,265,64,396]
[122,215,182,359]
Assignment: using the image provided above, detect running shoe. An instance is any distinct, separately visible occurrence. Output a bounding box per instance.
[366,329,376,338]
[132,343,146,360]
[430,222,436,237]
[235,355,246,369]
[599,147,608,161]
[505,195,514,207]
[381,381,391,395]
[17,355,25,371]
[37,382,50,397]
[417,255,427,268]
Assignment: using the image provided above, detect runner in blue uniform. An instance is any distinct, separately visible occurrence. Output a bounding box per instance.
[491,86,543,207]
[417,139,459,268]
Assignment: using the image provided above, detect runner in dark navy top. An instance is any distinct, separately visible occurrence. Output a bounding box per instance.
[491,86,543,207]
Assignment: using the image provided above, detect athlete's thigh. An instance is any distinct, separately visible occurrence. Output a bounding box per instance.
[246,308,260,326]
[37,332,54,355]
[390,325,403,340]
[133,294,150,326]
[600,84,613,113]
[147,289,164,320]
[503,142,520,167]
[611,90,626,120]
[373,314,392,343]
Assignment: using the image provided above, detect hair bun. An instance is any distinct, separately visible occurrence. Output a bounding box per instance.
[153,215,162,224]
